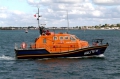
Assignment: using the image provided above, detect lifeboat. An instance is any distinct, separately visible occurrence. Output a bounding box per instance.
[14,29,109,59]
[14,8,109,59]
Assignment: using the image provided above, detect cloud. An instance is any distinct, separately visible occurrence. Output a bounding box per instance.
[12,10,25,15]
[0,5,36,26]
[0,13,7,18]
[52,0,84,3]
[0,6,7,10]
[93,0,120,5]
[92,10,102,17]
[1,0,120,27]
[27,0,84,4]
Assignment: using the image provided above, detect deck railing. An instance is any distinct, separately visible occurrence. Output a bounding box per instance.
[14,42,79,53]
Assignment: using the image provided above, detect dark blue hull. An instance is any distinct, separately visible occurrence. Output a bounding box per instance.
[15,44,108,59]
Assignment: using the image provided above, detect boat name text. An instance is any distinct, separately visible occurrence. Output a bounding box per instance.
[84,50,98,55]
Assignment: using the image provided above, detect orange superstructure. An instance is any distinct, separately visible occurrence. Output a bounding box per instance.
[31,31,89,53]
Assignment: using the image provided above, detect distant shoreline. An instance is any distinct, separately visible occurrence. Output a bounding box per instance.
[0,28,119,30]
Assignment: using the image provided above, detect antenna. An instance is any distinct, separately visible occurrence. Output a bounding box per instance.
[66,10,69,33]
[37,8,39,28]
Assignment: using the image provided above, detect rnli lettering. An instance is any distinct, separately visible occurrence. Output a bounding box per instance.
[84,50,98,55]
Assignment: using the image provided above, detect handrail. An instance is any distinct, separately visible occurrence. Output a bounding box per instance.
[14,42,78,53]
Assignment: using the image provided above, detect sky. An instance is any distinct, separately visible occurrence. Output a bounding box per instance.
[0,0,120,27]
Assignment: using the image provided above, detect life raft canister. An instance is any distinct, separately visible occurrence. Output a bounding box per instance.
[21,42,27,49]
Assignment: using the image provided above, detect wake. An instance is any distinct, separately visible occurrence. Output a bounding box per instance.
[0,54,105,60]
[0,55,15,60]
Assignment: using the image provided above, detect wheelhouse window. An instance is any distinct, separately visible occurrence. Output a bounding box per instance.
[43,38,46,43]
[53,36,58,40]
[70,36,76,41]
[59,36,63,40]
[64,36,69,40]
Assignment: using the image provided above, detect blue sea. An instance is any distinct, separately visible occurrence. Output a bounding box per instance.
[0,29,120,79]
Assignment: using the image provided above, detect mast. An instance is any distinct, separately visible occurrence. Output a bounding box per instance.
[67,10,69,33]
[37,8,40,29]
[36,8,43,35]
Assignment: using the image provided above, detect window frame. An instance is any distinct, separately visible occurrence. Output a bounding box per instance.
[59,36,64,40]
[53,36,58,40]
[64,36,69,40]
[70,36,76,41]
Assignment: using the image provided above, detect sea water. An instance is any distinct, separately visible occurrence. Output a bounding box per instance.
[0,29,120,79]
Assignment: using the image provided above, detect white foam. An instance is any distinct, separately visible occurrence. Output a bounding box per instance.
[95,54,105,58]
[0,55,15,60]
[37,55,105,60]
